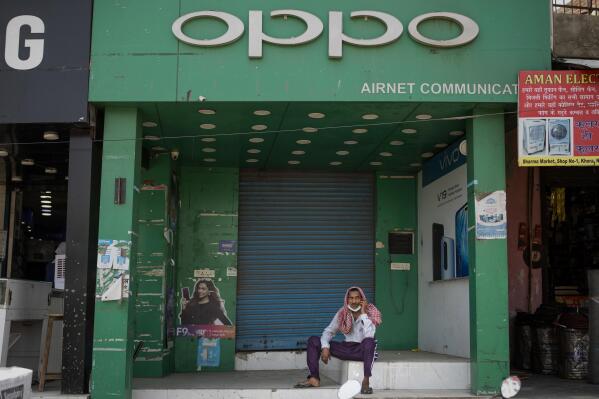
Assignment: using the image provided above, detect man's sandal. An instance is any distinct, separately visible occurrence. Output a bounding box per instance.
[360,386,373,394]
[293,380,318,388]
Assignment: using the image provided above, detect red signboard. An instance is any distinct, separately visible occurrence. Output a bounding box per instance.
[518,70,599,166]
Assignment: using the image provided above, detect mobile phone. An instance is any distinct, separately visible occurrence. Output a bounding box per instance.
[432,223,444,281]
[441,236,455,280]
[182,287,190,300]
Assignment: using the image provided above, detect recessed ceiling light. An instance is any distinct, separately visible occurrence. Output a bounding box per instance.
[11,176,22,182]
[202,147,216,153]
[247,149,261,154]
[45,191,52,194]
[21,159,35,166]
[459,140,468,156]
[410,163,421,167]
[291,150,305,155]
[201,137,216,142]
[142,121,158,128]
[302,127,318,133]
[370,161,382,166]
[362,113,379,120]
[203,158,216,162]
[288,160,301,165]
[296,139,311,145]
[344,140,358,145]
[352,128,368,134]
[43,131,59,140]
[336,150,350,156]
[246,159,259,163]
[435,143,448,148]
[390,140,404,146]
[415,114,432,120]
[144,135,161,141]
[380,152,393,157]
[151,146,166,151]
[0,149,8,157]
[421,152,434,158]
[198,109,216,115]
[251,124,268,131]
[41,200,52,204]
[42,204,52,209]
[402,128,417,134]
[200,123,216,130]
[308,112,325,119]
[40,195,51,199]
[45,167,57,174]
[449,130,465,136]
[253,110,270,116]
[249,138,264,143]
[41,214,51,217]
[330,161,342,166]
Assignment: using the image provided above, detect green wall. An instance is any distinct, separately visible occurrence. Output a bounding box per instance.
[133,153,176,377]
[375,174,419,349]
[174,167,239,372]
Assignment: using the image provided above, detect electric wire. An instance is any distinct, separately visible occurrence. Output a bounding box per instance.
[0,110,516,146]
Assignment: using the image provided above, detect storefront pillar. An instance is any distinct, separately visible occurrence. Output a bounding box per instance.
[466,107,509,395]
[62,128,101,394]
[91,107,142,399]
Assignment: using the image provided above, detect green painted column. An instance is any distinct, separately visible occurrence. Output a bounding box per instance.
[467,107,509,395]
[91,107,142,399]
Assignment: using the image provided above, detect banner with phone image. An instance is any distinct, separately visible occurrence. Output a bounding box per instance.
[177,277,235,338]
[421,140,469,280]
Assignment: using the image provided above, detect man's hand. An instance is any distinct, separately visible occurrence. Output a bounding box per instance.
[321,348,330,364]
[360,298,368,315]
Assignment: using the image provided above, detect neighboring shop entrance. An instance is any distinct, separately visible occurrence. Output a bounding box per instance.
[236,171,374,350]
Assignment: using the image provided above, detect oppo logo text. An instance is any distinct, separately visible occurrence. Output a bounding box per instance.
[4,15,45,70]
[172,10,479,58]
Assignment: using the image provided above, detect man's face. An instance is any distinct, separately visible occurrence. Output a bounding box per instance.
[348,290,362,308]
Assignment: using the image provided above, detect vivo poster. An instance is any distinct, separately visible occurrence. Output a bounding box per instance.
[176,278,235,339]
[421,140,469,281]
[518,70,599,167]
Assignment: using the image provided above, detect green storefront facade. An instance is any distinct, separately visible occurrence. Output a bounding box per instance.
[89,1,551,398]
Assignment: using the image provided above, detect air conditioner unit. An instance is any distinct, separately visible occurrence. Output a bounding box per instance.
[54,254,66,290]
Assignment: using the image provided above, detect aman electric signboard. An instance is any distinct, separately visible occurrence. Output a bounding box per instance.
[518,70,599,167]
[0,0,92,124]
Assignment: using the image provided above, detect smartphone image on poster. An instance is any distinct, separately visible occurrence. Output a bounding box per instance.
[182,287,190,301]
[455,204,469,277]
[432,223,444,281]
[441,237,455,280]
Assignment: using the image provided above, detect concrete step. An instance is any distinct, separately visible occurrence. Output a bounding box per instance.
[322,351,470,390]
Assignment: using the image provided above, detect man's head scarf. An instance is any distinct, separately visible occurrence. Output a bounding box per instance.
[338,286,382,335]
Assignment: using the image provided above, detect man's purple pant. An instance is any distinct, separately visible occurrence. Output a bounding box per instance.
[306,335,377,380]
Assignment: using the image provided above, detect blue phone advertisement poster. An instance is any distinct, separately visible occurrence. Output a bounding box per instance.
[421,141,469,280]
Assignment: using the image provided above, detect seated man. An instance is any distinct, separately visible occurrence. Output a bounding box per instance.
[294,286,381,394]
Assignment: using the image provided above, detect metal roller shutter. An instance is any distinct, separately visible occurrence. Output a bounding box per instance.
[237,171,374,351]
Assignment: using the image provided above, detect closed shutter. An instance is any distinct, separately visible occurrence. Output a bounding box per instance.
[237,171,374,351]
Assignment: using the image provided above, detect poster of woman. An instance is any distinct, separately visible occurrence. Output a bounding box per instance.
[177,278,235,339]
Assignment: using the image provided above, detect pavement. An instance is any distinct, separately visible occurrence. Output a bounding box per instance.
[32,370,599,398]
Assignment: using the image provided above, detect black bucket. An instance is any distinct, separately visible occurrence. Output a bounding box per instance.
[532,326,559,374]
[515,324,533,370]
[559,328,589,380]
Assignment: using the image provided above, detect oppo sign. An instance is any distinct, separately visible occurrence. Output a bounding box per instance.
[172,10,479,58]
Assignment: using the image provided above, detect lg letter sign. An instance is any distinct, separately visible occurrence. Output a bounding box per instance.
[4,15,45,70]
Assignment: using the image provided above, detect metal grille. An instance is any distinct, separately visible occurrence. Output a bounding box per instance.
[236,171,374,351]
[553,0,599,15]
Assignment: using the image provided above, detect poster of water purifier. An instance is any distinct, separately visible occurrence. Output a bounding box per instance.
[420,141,469,281]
